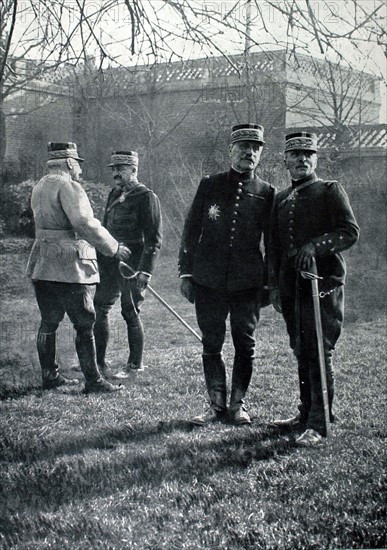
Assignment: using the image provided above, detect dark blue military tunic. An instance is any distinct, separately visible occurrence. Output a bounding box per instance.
[268,171,360,435]
[179,169,275,292]
[178,168,275,409]
[94,181,162,371]
[100,182,162,274]
[269,173,359,301]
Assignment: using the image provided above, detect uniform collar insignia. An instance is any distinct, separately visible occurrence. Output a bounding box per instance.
[278,174,319,209]
[291,173,317,189]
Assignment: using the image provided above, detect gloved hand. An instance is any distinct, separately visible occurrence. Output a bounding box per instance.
[269,288,282,313]
[137,272,150,291]
[295,242,316,272]
[180,278,195,304]
[114,243,131,263]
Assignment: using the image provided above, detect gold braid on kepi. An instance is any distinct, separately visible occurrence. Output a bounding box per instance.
[108,151,139,167]
[285,132,318,152]
[230,123,265,144]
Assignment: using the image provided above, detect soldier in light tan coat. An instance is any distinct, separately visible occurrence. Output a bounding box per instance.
[27,142,131,393]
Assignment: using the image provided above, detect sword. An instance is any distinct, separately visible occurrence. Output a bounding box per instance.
[301,259,331,438]
[118,261,202,343]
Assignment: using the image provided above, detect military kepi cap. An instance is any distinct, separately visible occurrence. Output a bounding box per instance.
[231,123,265,144]
[108,151,139,167]
[285,132,318,152]
[47,142,84,161]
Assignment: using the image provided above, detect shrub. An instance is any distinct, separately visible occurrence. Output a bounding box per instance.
[0,179,35,236]
[0,178,110,236]
[0,215,6,237]
[79,179,110,221]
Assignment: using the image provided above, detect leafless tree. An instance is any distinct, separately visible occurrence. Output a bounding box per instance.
[293,57,376,124]
[284,54,381,157]
[1,0,385,165]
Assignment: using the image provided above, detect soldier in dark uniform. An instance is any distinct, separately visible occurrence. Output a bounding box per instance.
[179,124,275,426]
[269,132,360,446]
[94,151,162,378]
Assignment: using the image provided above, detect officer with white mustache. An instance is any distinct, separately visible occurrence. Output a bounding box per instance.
[269,132,360,446]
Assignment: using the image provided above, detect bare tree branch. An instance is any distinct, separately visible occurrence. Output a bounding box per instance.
[0,0,18,84]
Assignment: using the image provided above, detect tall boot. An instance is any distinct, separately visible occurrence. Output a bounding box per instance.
[306,354,333,436]
[203,353,227,412]
[229,354,253,411]
[272,357,309,428]
[38,330,58,380]
[38,330,78,389]
[297,356,311,423]
[126,316,144,371]
[229,354,253,424]
[76,332,122,394]
[190,353,227,425]
[325,353,335,422]
[94,308,110,375]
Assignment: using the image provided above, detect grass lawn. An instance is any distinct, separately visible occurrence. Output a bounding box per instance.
[0,241,386,549]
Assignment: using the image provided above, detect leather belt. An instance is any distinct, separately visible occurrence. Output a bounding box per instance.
[35,229,78,240]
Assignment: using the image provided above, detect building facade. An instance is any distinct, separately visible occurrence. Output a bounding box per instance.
[2,50,384,188]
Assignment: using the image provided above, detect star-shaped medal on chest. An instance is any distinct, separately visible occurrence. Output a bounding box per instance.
[208,204,221,220]
[284,189,298,203]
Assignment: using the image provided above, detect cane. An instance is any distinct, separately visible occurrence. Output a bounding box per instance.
[300,258,331,438]
[118,261,202,343]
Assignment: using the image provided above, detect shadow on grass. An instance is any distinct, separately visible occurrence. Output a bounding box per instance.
[0,384,44,400]
[0,382,83,401]
[1,420,297,516]
[1,412,295,465]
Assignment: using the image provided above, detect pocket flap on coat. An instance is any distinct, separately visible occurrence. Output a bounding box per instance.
[77,241,97,260]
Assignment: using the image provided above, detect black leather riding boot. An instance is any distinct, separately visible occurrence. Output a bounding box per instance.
[75,333,101,383]
[37,330,59,382]
[297,356,311,423]
[229,354,253,411]
[325,353,335,422]
[126,316,144,369]
[306,353,335,436]
[202,353,227,412]
[94,308,110,370]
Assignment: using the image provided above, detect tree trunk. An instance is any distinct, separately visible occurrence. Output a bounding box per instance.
[0,99,6,169]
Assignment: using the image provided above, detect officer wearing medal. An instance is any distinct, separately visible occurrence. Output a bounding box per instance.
[94,150,162,377]
[179,124,275,426]
[269,132,360,446]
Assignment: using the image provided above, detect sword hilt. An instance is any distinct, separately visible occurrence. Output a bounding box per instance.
[119,261,138,280]
[300,270,323,280]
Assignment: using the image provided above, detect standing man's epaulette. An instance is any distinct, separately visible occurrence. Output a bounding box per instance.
[324,180,338,187]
